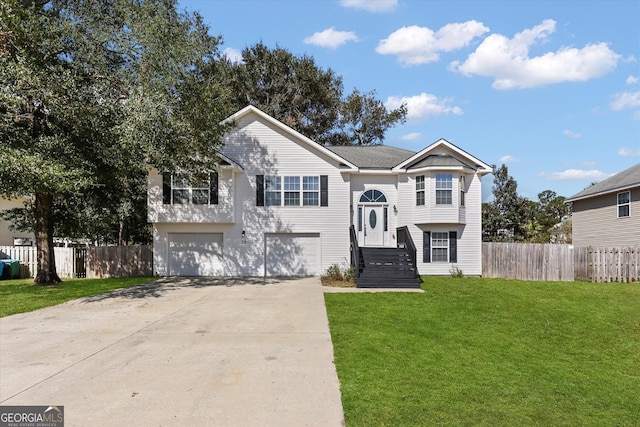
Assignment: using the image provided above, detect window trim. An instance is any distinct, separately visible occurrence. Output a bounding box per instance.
[261,175,324,207]
[435,173,453,205]
[162,172,218,205]
[416,175,425,206]
[617,191,630,218]
[423,230,457,263]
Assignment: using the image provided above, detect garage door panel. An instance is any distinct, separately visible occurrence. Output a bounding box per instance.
[169,233,223,276]
[266,233,319,276]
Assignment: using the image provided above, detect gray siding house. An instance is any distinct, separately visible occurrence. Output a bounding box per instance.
[566,163,640,248]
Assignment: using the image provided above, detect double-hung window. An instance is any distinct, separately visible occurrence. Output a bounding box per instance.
[265,176,282,206]
[431,232,449,262]
[303,176,319,206]
[460,175,466,207]
[423,231,458,263]
[436,174,452,205]
[618,191,630,218]
[263,176,321,207]
[416,175,425,206]
[163,173,218,205]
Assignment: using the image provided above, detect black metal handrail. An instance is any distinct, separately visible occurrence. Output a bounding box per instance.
[397,226,418,279]
[349,225,360,278]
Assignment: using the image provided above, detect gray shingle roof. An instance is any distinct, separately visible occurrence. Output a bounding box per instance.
[566,163,640,201]
[407,154,476,170]
[326,145,416,169]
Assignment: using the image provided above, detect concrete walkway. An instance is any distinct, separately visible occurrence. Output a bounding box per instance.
[0,277,344,426]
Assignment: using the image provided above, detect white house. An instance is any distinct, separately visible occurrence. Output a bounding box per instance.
[148,106,492,285]
[0,197,34,246]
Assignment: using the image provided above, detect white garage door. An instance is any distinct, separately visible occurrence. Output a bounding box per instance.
[168,233,223,276]
[265,233,320,276]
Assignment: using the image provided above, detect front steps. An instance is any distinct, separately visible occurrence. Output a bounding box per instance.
[356,247,421,288]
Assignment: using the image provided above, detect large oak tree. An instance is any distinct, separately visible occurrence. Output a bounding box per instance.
[0,0,232,284]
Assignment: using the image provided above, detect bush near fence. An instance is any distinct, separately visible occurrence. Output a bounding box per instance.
[0,245,153,279]
[483,243,639,282]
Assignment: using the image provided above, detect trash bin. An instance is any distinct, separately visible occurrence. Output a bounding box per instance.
[0,261,9,280]
[0,259,20,279]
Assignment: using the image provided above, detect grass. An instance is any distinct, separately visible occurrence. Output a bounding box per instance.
[0,277,155,317]
[325,277,640,426]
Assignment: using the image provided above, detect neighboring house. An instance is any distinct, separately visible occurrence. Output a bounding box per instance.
[147,106,492,281]
[566,163,640,248]
[0,197,34,246]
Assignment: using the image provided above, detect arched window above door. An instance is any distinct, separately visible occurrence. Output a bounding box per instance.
[359,189,387,203]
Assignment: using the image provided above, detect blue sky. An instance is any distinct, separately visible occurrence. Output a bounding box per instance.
[178,0,639,201]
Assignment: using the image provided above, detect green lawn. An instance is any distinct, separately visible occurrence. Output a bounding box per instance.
[0,277,155,317]
[325,277,640,426]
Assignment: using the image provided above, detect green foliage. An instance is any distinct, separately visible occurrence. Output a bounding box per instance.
[483,165,570,243]
[325,277,640,426]
[0,0,233,282]
[219,42,406,146]
[0,277,155,317]
[321,262,356,286]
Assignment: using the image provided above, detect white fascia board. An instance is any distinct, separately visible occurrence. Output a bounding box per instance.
[352,169,398,175]
[223,105,358,171]
[405,166,467,174]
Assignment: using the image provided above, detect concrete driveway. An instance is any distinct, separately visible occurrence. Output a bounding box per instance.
[0,277,344,426]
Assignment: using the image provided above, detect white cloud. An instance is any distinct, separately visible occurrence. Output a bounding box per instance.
[626,75,639,85]
[610,91,640,110]
[563,129,581,138]
[401,132,423,141]
[453,19,620,89]
[376,21,489,65]
[540,169,612,181]
[223,48,243,63]
[304,28,359,49]
[618,147,640,157]
[340,0,397,12]
[499,155,518,163]
[385,92,463,121]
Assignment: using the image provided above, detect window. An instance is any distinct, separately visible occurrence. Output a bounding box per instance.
[432,232,449,262]
[460,175,466,207]
[163,173,217,205]
[265,176,281,206]
[263,175,321,207]
[618,191,630,218]
[303,176,319,206]
[423,231,457,263]
[436,174,452,205]
[359,189,387,203]
[416,175,425,206]
[283,176,300,206]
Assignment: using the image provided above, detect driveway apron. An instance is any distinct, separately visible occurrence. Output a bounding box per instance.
[0,277,344,426]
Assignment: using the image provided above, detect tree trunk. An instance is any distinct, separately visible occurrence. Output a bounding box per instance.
[34,192,61,285]
[118,219,129,246]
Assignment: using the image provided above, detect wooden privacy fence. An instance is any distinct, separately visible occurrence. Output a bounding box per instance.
[483,243,640,282]
[482,242,575,281]
[575,246,639,283]
[0,245,152,279]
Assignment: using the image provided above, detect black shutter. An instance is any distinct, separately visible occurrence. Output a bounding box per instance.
[256,175,264,206]
[162,173,171,204]
[423,231,431,263]
[320,175,328,207]
[449,231,457,263]
[210,172,218,205]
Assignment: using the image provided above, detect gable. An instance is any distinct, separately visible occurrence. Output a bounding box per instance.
[393,138,492,175]
[221,106,356,174]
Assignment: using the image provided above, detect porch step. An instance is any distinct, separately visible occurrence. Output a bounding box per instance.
[356,247,421,289]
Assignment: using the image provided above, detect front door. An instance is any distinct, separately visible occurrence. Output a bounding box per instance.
[363,205,384,246]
